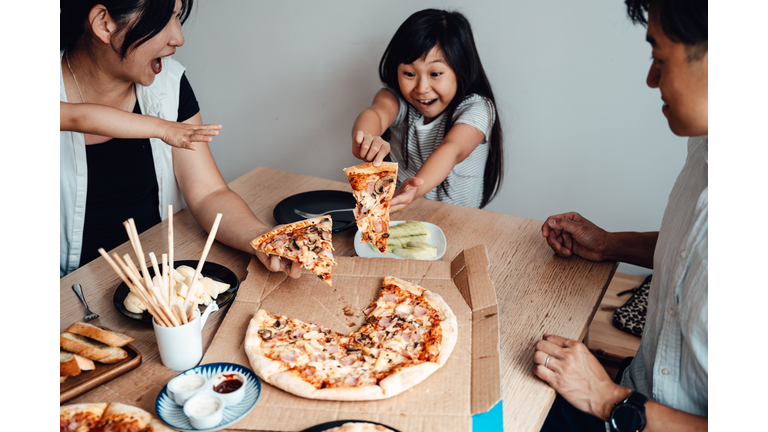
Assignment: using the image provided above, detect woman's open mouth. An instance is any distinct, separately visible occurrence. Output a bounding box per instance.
[152,58,163,74]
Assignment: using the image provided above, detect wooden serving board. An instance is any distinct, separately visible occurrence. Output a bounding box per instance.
[60,344,142,404]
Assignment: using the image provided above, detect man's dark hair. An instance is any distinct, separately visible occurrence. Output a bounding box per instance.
[625,0,707,61]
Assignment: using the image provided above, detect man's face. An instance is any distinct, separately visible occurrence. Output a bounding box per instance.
[645,15,708,136]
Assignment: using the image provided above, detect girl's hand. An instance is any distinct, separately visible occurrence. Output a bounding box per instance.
[161,122,222,150]
[354,130,390,166]
[390,177,424,213]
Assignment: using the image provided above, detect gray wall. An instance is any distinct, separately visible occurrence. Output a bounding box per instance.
[174,0,688,276]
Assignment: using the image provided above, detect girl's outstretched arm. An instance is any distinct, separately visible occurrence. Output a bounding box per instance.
[60,101,221,150]
[390,123,485,213]
[351,89,399,166]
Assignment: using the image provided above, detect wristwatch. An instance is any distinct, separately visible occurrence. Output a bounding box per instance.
[609,391,648,432]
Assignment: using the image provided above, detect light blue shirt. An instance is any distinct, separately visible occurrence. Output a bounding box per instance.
[621,135,708,417]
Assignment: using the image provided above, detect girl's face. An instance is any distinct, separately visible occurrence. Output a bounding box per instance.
[116,0,185,86]
[397,46,457,124]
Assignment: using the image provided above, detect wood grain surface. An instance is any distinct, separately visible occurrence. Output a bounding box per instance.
[60,166,617,431]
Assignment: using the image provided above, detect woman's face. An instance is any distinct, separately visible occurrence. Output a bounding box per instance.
[118,0,185,86]
[397,46,458,125]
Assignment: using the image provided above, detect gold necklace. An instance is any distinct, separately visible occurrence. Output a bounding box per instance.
[65,53,134,111]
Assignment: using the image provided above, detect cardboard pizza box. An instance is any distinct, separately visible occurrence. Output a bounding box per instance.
[200,244,501,432]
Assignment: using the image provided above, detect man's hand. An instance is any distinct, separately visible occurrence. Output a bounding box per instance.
[533,334,630,420]
[161,122,222,151]
[254,250,302,279]
[390,176,424,213]
[353,130,391,166]
[541,212,611,262]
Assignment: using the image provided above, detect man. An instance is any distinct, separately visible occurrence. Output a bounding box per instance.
[534,0,707,431]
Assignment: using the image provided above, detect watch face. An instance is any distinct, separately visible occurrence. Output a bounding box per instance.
[611,404,644,431]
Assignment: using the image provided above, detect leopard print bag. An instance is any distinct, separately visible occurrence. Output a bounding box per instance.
[612,275,651,337]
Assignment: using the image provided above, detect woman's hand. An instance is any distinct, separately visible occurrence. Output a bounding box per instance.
[254,251,302,279]
[161,122,222,151]
[353,130,390,166]
[390,177,424,213]
[533,334,629,420]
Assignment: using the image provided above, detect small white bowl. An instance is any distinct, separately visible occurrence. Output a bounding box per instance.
[167,373,208,406]
[209,371,247,406]
[183,393,225,430]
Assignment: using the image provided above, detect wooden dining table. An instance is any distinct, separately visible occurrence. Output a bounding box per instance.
[60,166,616,431]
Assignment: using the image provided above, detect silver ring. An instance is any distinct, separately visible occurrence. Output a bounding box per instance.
[545,355,551,369]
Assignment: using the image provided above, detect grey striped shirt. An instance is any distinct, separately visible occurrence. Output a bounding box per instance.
[621,135,708,416]
[385,89,495,208]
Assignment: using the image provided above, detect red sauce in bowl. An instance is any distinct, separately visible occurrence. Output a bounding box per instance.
[213,374,243,394]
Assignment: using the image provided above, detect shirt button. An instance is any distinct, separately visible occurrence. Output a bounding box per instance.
[680,250,686,259]
[669,308,675,317]
[661,368,670,375]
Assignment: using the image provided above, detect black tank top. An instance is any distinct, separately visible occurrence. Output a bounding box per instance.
[79,74,200,267]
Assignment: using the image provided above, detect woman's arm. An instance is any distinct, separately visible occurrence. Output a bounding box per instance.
[351,89,400,165]
[172,112,301,278]
[60,101,221,150]
[389,123,485,212]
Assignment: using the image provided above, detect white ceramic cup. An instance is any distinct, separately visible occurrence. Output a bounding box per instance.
[183,393,226,429]
[167,373,208,406]
[154,308,208,371]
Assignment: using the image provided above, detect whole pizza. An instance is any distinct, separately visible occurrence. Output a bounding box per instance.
[244,276,457,400]
[60,402,175,432]
[343,162,398,254]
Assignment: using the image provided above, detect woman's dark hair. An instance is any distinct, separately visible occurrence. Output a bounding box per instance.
[625,0,707,60]
[61,0,193,59]
[379,9,504,208]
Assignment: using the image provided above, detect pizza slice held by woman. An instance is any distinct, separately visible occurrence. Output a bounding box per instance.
[250,216,337,286]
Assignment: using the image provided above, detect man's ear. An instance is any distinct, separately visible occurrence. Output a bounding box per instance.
[88,4,118,45]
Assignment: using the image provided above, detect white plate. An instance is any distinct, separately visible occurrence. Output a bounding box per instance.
[156,362,261,432]
[353,221,446,260]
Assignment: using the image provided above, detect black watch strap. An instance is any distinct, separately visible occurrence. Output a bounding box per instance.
[609,391,648,432]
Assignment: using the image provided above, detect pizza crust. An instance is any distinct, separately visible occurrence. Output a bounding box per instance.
[102,403,152,429]
[343,162,398,175]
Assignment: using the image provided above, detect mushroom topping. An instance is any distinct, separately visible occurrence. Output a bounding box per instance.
[274,319,283,329]
[288,239,300,251]
[258,329,272,341]
[374,174,396,195]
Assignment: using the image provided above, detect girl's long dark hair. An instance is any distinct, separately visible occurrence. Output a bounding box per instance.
[379,9,504,208]
[60,0,193,59]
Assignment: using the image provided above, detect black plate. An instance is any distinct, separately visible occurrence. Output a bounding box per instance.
[301,420,401,432]
[113,260,240,323]
[273,190,357,233]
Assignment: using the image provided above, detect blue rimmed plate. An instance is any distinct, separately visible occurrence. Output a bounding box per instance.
[156,362,261,432]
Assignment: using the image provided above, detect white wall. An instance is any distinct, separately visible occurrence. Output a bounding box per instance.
[174,0,688,276]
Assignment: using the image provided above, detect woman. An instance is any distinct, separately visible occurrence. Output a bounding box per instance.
[60,0,300,279]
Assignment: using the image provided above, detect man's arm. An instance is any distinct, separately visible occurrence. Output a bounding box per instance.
[541,212,657,268]
[533,334,707,431]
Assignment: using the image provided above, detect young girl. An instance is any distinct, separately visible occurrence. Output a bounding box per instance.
[61,101,222,151]
[351,9,503,211]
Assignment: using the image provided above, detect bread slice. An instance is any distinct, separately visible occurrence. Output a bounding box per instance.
[60,350,81,376]
[65,322,135,347]
[60,333,127,363]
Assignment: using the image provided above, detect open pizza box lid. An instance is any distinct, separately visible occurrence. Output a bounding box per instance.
[201,244,501,432]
